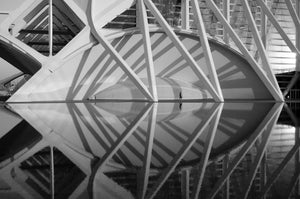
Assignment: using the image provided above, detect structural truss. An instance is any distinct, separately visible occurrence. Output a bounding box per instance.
[1,0,300,102]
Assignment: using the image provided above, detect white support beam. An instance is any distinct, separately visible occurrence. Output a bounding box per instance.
[49,0,53,57]
[191,0,224,101]
[145,103,221,199]
[223,0,230,44]
[283,72,299,97]
[297,0,300,71]
[181,0,190,30]
[137,104,157,199]
[261,0,267,47]
[241,1,282,97]
[206,0,283,101]
[191,103,223,199]
[138,0,158,102]
[285,0,300,28]
[88,0,154,101]
[256,0,300,58]
[144,0,222,102]
[207,103,283,199]
[241,106,281,199]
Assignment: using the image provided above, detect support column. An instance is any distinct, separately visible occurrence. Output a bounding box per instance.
[181,0,190,30]
[49,0,53,56]
[297,0,300,71]
[223,0,230,44]
[261,0,267,47]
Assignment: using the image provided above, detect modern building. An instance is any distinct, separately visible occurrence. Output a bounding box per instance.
[0,0,299,102]
[0,0,300,199]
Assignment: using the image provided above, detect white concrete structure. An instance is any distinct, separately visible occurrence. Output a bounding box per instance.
[1,0,299,102]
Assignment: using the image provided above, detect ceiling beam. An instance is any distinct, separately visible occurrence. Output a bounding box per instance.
[28,41,67,46]
[19,29,73,35]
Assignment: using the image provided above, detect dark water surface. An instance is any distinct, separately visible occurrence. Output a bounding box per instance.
[0,102,299,199]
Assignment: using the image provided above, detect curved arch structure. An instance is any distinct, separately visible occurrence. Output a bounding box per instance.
[2,0,298,102]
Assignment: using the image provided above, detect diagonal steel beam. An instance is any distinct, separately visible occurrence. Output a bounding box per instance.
[256,0,300,58]
[191,0,224,101]
[206,0,283,101]
[87,0,154,101]
[285,0,300,29]
[144,0,223,102]
[241,0,282,97]
[137,0,158,101]
[181,0,190,30]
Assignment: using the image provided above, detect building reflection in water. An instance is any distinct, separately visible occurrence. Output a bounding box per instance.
[0,102,299,199]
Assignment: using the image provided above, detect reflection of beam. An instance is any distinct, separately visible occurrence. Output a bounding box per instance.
[206,0,283,102]
[191,0,223,101]
[285,128,300,198]
[191,103,223,199]
[207,103,282,199]
[144,0,222,102]
[138,0,158,101]
[145,103,221,199]
[50,146,54,199]
[181,169,190,199]
[261,138,300,196]
[241,104,282,199]
[224,154,230,199]
[88,103,152,189]
[137,103,157,199]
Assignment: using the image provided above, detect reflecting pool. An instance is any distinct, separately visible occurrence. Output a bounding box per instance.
[0,102,299,199]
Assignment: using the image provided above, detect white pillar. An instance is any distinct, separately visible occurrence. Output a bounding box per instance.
[49,0,53,56]
[297,0,300,71]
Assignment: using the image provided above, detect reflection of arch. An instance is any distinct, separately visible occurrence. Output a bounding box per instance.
[7,101,286,198]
